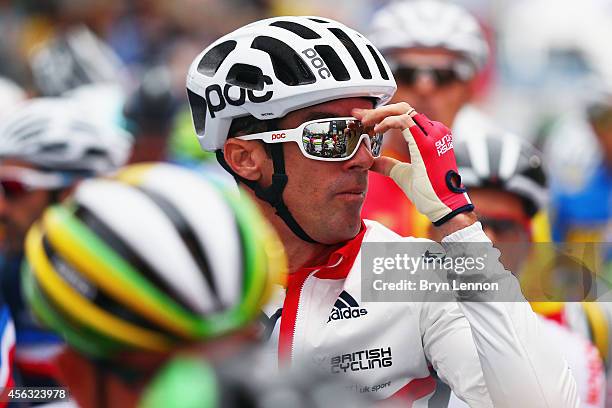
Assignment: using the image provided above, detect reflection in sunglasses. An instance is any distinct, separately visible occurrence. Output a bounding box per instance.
[300,119,383,160]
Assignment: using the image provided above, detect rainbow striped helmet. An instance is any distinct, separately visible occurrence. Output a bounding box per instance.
[22,163,286,358]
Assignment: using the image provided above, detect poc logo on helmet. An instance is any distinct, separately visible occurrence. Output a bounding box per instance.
[203,75,274,119]
[302,48,331,79]
[271,133,286,140]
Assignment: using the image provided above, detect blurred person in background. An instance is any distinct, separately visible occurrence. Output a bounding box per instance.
[122,66,179,163]
[362,0,495,238]
[0,76,26,261]
[363,0,559,243]
[0,98,132,388]
[186,14,579,407]
[430,132,607,408]
[545,89,612,247]
[22,163,286,408]
[0,78,23,401]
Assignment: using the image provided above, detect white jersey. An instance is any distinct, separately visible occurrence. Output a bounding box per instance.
[448,316,605,408]
[262,220,579,407]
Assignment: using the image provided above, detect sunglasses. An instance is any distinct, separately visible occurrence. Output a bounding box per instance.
[392,62,473,87]
[236,117,384,161]
[0,166,70,200]
[479,215,532,240]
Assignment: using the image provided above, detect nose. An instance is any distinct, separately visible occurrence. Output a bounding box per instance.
[413,72,436,96]
[344,140,374,171]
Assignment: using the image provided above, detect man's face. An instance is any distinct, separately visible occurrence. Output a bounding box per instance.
[273,98,375,244]
[469,188,532,273]
[0,160,53,255]
[389,48,474,127]
[469,188,531,244]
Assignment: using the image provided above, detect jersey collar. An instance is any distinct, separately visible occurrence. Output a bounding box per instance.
[289,221,367,284]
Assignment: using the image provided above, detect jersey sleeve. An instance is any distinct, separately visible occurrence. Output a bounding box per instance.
[440,222,579,408]
[420,301,494,407]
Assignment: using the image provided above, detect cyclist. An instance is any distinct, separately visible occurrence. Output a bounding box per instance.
[546,89,612,245]
[186,15,577,407]
[0,76,22,403]
[0,98,132,387]
[430,132,606,408]
[0,76,25,263]
[122,66,180,163]
[362,0,515,238]
[22,162,285,408]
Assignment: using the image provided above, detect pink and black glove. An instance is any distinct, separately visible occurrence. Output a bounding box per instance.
[390,113,473,225]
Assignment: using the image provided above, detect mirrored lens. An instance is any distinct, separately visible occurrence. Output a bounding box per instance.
[301,119,383,159]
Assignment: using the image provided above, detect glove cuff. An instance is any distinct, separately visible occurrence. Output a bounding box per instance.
[432,204,475,226]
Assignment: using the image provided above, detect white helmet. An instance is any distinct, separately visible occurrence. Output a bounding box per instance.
[369,0,489,73]
[454,129,547,217]
[0,98,132,174]
[186,15,396,151]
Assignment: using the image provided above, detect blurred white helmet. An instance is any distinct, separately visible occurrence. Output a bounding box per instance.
[0,98,132,174]
[186,15,396,151]
[369,0,489,73]
[29,25,124,97]
[0,77,26,116]
[63,83,126,127]
[453,114,548,217]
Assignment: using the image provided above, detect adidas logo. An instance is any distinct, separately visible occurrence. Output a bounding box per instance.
[327,291,368,323]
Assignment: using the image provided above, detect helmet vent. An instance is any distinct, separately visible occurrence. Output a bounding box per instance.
[309,18,329,23]
[366,45,390,80]
[40,142,67,153]
[270,21,321,40]
[251,36,316,86]
[84,147,108,159]
[328,28,372,79]
[314,45,350,81]
[197,40,237,77]
[8,119,46,142]
[226,63,266,91]
[187,90,207,135]
[486,135,502,179]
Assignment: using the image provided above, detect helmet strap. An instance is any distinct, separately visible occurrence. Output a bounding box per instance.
[215,147,317,243]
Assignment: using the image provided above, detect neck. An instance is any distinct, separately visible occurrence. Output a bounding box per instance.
[246,190,335,273]
[267,209,338,273]
[281,232,334,274]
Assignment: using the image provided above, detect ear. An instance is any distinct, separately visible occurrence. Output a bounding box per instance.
[223,138,271,182]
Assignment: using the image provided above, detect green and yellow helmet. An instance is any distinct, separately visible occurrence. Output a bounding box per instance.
[22,162,286,358]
